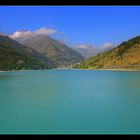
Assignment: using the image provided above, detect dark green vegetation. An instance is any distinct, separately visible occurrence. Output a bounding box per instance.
[16,35,84,67]
[73,36,140,70]
[0,35,56,71]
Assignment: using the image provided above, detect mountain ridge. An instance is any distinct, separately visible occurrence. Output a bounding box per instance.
[73,36,140,70]
[14,34,84,67]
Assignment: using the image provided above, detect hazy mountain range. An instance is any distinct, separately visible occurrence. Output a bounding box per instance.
[73,43,115,58]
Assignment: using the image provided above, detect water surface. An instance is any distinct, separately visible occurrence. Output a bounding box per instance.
[0,70,140,134]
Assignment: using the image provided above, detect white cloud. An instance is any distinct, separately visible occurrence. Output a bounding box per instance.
[34,27,56,35]
[74,42,115,51]
[100,42,114,49]
[10,27,57,39]
[75,44,93,49]
[10,30,32,39]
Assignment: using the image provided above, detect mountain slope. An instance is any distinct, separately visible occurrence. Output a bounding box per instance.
[73,36,140,70]
[0,35,56,71]
[15,35,84,67]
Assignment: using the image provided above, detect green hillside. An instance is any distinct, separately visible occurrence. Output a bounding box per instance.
[73,36,140,70]
[0,35,56,71]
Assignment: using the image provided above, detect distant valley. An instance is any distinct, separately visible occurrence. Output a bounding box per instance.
[0,33,140,71]
[73,43,114,58]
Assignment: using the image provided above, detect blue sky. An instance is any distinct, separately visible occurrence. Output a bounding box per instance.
[1,6,140,47]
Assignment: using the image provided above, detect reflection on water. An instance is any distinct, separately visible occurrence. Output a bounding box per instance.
[0,70,140,134]
[0,73,13,79]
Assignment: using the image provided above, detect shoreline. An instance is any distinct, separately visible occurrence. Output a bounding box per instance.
[98,69,140,72]
[0,68,140,72]
[72,68,140,72]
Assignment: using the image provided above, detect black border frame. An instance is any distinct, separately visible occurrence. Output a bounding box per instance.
[0,1,140,138]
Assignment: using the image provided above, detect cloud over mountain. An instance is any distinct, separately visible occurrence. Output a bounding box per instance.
[10,27,57,39]
[100,42,114,49]
[75,44,92,49]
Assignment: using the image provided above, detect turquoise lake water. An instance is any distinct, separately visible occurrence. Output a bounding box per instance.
[0,69,140,134]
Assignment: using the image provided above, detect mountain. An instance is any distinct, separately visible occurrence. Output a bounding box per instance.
[73,36,140,70]
[0,35,56,71]
[73,43,114,58]
[73,45,100,58]
[14,34,84,67]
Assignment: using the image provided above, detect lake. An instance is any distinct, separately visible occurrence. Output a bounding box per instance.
[0,69,140,134]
